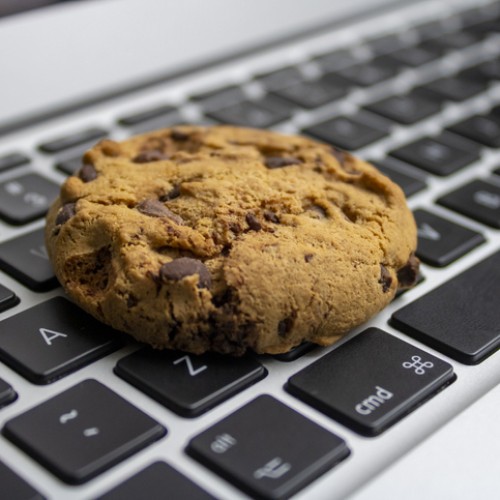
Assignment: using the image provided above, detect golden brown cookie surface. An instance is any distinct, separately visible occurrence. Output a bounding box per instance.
[45,125,418,355]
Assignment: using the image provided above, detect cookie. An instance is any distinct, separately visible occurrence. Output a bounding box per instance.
[45,125,419,355]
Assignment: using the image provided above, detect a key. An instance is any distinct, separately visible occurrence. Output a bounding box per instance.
[0,228,58,291]
[0,297,121,384]
[38,127,107,154]
[0,460,44,500]
[255,66,304,90]
[286,328,455,436]
[389,135,479,176]
[2,379,166,484]
[115,348,267,417]
[0,174,59,225]
[413,209,485,267]
[370,160,427,197]
[96,461,215,500]
[418,76,487,102]
[437,179,500,228]
[273,342,316,362]
[55,155,83,176]
[384,45,441,67]
[365,92,441,125]
[191,85,245,111]
[447,113,500,148]
[0,152,30,173]
[391,251,500,364]
[337,58,399,86]
[313,49,359,72]
[271,75,349,109]
[304,114,388,150]
[187,395,349,500]
[0,284,19,313]
[367,33,407,55]
[206,96,291,128]
[0,377,17,409]
[117,104,178,127]
[424,31,481,51]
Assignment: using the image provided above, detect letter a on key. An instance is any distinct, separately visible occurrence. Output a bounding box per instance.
[39,327,68,346]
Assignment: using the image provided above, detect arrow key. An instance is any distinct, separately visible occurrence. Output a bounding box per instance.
[414,209,485,267]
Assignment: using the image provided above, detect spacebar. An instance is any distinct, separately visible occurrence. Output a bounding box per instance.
[348,384,500,500]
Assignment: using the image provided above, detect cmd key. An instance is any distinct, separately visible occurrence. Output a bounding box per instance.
[391,251,500,364]
[286,328,455,436]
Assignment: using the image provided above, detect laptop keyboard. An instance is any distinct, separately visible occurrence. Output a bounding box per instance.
[0,1,499,499]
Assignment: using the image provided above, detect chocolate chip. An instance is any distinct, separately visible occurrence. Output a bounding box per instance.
[78,163,97,182]
[264,156,302,169]
[170,130,190,141]
[245,212,262,231]
[379,265,392,293]
[55,202,76,225]
[137,199,184,224]
[160,257,211,289]
[278,314,296,337]
[263,210,280,223]
[397,253,420,289]
[133,150,170,163]
[160,185,181,201]
[304,253,314,263]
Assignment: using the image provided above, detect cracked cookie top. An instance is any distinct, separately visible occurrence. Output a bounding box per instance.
[45,125,418,355]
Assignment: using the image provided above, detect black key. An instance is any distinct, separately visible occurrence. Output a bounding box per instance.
[0,297,121,384]
[0,460,44,500]
[385,45,441,67]
[413,209,485,267]
[416,20,448,40]
[191,85,245,111]
[271,75,349,109]
[96,461,215,500]
[337,58,399,86]
[437,179,500,228]
[304,115,387,150]
[0,174,59,225]
[460,60,500,83]
[371,160,427,197]
[286,328,455,436]
[367,33,407,55]
[389,135,480,176]
[391,251,500,364]
[115,348,266,417]
[38,127,107,154]
[117,104,177,127]
[424,31,481,51]
[0,152,30,173]
[0,377,17,408]
[255,66,304,90]
[495,166,500,177]
[273,342,316,362]
[0,283,19,313]
[2,379,166,484]
[55,155,83,176]
[206,96,291,128]
[313,49,359,72]
[0,228,58,291]
[187,395,349,500]
[418,76,487,102]
[365,92,441,125]
[447,113,500,148]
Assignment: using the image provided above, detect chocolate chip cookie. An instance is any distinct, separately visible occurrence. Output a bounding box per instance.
[45,125,418,355]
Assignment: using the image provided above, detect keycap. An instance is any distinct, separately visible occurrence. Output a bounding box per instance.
[96,461,215,500]
[286,328,455,436]
[365,92,441,125]
[2,379,166,484]
[0,284,19,313]
[418,76,487,102]
[0,174,60,225]
[273,342,316,362]
[115,348,267,417]
[370,160,427,197]
[0,377,17,408]
[424,31,481,50]
[0,152,30,173]
[313,49,359,72]
[413,209,485,267]
[389,135,479,176]
[206,96,291,128]
[337,58,399,86]
[0,460,44,500]
[304,115,388,150]
[0,297,121,384]
[447,113,500,148]
[437,179,500,228]
[117,104,178,127]
[187,395,349,500]
[384,45,441,67]
[191,85,245,110]
[0,228,58,291]
[367,33,406,55]
[391,250,500,364]
[38,127,107,154]
[271,75,349,109]
[460,60,500,83]
[255,66,304,90]
[55,155,83,176]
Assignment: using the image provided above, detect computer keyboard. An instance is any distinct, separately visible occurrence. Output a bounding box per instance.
[0,1,499,499]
